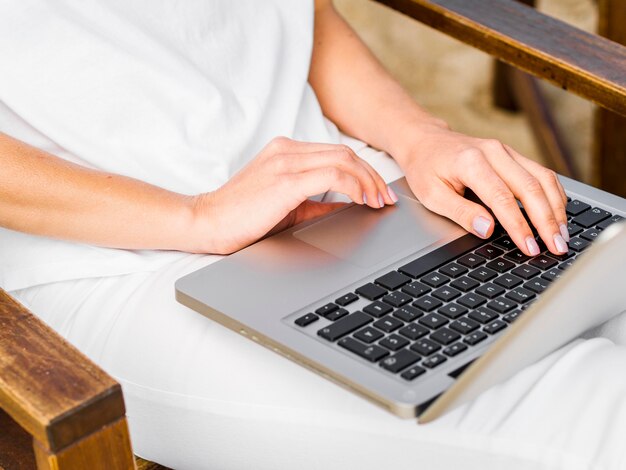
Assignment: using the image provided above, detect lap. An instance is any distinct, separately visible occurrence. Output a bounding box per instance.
[11,253,626,470]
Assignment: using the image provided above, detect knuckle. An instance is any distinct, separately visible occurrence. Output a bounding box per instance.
[267,136,291,152]
[335,146,354,163]
[323,166,342,183]
[523,175,543,195]
[481,138,505,153]
[459,148,485,167]
[452,203,472,224]
[491,185,516,208]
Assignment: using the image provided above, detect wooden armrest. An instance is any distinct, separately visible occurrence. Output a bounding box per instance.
[373,0,626,116]
[0,289,134,469]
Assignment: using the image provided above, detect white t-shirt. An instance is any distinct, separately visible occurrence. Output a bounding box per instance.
[0,0,340,291]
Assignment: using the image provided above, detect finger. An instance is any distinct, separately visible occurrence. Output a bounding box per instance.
[505,146,569,243]
[356,156,397,206]
[457,153,538,256]
[287,166,366,207]
[480,142,567,255]
[274,149,387,209]
[417,179,496,239]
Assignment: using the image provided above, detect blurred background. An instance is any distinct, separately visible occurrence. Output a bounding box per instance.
[335,0,596,182]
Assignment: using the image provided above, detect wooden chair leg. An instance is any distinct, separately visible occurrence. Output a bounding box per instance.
[0,409,37,470]
[594,0,626,197]
[32,417,136,470]
[492,61,519,112]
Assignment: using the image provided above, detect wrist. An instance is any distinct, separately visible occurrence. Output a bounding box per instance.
[386,117,450,168]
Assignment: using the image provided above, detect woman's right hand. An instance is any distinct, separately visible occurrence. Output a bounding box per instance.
[190,137,397,254]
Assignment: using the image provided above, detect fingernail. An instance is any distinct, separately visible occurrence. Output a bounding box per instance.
[387,186,398,203]
[472,216,491,238]
[378,193,384,208]
[559,223,570,242]
[362,192,367,205]
[526,236,540,256]
[554,234,568,254]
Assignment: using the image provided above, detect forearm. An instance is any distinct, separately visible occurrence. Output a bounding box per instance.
[0,132,198,252]
[309,1,446,166]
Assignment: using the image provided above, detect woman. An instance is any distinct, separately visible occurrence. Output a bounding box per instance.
[2,1,625,468]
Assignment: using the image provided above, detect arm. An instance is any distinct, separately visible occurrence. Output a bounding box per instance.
[310,0,570,257]
[0,133,390,254]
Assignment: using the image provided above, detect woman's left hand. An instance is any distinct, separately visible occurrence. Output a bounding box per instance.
[396,124,570,257]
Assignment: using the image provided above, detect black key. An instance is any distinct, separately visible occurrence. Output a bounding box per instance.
[318,311,372,341]
[503,309,522,323]
[356,283,387,300]
[569,237,590,252]
[486,257,516,273]
[450,276,480,292]
[401,281,431,298]
[572,207,611,228]
[494,273,523,289]
[335,292,358,307]
[450,317,480,335]
[438,303,468,319]
[487,297,517,314]
[375,271,411,290]
[457,253,486,269]
[412,295,443,312]
[468,267,498,282]
[505,287,535,304]
[422,353,447,369]
[504,249,530,264]
[529,255,558,270]
[315,303,338,316]
[338,337,389,362]
[401,365,427,381]
[443,342,468,357]
[458,293,487,309]
[432,286,462,302]
[492,235,515,251]
[464,331,488,346]
[421,272,450,288]
[439,262,468,278]
[475,244,504,260]
[511,264,540,280]
[580,228,602,242]
[524,278,550,294]
[483,319,507,335]
[566,199,591,216]
[430,327,461,346]
[380,349,420,373]
[354,326,384,344]
[325,308,349,321]
[393,305,424,322]
[410,338,441,356]
[398,323,429,340]
[597,214,623,230]
[379,334,409,351]
[469,306,499,324]
[418,313,448,329]
[567,222,584,237]
[295,313,318,327]
[475,283,505,299]
[363,301,393,318]
[541,268,563,282]
[373,316,404,333]
[398,233,485,279]
[558,259,576,271]
[382,291,412,308]
[547,249,576,262]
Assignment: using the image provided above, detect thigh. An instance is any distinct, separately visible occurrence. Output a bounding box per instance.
[11,256,626,470]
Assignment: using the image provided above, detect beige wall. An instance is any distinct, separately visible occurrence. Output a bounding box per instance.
[335,0,597,180]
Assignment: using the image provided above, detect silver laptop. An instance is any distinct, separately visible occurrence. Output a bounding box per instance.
[175,175,626,422]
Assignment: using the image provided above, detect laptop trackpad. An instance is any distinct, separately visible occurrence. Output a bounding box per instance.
[293,195,457,268]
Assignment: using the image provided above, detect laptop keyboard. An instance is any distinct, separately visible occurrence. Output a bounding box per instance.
[293,198,623,382]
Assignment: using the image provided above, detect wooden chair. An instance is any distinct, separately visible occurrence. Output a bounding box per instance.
[374,0,626,196]
[1,2,625,469]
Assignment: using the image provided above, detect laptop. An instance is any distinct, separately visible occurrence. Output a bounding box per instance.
[175,174,626,422]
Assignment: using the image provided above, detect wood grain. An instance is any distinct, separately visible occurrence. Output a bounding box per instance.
[0,409,37,470]
[0,289,125,453]
[374,0,626,116]
[594,0,626,196]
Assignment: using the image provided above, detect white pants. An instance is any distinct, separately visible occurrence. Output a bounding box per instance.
[10,251,626,470]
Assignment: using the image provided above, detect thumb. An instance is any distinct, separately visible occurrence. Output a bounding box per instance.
[268,200,347,236]
[422,185,495,239]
